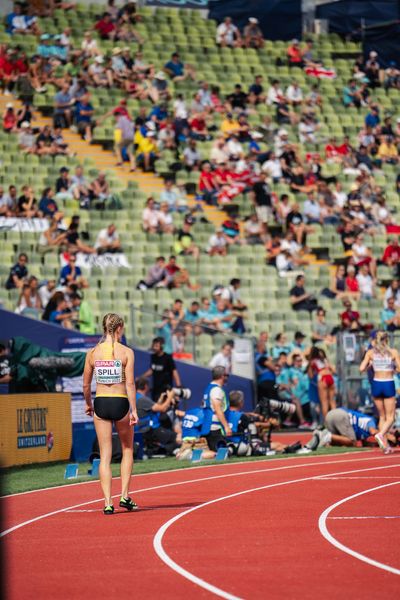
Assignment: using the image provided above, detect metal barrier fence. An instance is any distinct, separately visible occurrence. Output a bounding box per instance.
[336,331,400,409]
[130,303,256,378]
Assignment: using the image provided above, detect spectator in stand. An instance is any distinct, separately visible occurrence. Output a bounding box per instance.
[7,3,40,36]
[5,253,28,290]
[81,31,99,57]
[222,214,242,246]
[158,202,174,234]
[38,279,56,308]
[159,179,187,213]
[384,61,400,90]
[340,298,362,331]
[94,12,116,40]
[39,187,59,218]
[164,52,195,82]
[248,74,265,104]
[17,185,38,217]
[243,17,264,49]
[75,94,94,143]
[312,307,335,345]
[365,105,380,130]
[352,233,377,278]
[290,274,318,313]
[95,223,121,254]
[356,264,375,300]
[15,276,42,316]
[114,109,135,171]
[244,213,265,245]
[381,296,400,331]
[142,197,160,233]
[174,216,200,260]
[266,79,284,106]
[136,256,167,291]
[343,79,361,108]
[286,80,303,106]
[136,126,158,171]
[365,50,381,88]
[18,121,36,153]
[382,236,400,276]
[183,140,201,171]
[345,264,360,300]
[209,342,233,372]
[70,165,90,205]
[49,295,76,329]
[3,103,17,132]
[199,161,219,205]
[55,167,73,197]
[65,220,96,255]
[89,172,112,208]
[216,16,242,48]
[54,81,74,128]
[384,280,400,308]
[208,227,228,256]
[377,136,398,165]
[59,254,88,288]
[0,186,16,216]
[287,39,303,67]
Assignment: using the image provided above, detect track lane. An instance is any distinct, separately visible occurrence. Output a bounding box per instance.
[2,453,399,600]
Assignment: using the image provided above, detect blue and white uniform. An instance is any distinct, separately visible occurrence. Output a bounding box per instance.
[344,409,377,440]
[181,408,204,440]
[226,409,244,444]
[370,350,396,399]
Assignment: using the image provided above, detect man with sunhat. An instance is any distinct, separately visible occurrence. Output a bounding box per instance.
[244,17,264,49]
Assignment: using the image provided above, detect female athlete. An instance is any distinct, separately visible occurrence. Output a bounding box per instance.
[308,346,336,419]
[360,330,400,453]
[83,313,138,514]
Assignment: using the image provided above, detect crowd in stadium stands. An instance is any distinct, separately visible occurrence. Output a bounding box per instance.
[1,4,400,367]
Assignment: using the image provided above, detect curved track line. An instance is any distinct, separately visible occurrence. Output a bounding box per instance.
[153,463,400,598]
[1,455,392,538]
[318,481,400,576]
[1,450,373,499]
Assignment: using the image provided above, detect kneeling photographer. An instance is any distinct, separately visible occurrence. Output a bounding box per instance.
[135,377,179,456]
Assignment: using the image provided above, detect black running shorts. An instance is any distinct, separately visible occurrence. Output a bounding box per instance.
[94,396,130,421]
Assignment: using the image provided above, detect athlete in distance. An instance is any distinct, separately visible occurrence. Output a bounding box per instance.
[83,312,138,514]
[359,330,400,453]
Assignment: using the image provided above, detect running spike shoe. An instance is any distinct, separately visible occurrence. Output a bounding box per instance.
[103,505,114,515]
[374,433,387,450]
[119,496,138,511]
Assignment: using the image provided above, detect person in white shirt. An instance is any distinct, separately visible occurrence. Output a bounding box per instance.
[356,264,375,299]
[352,233,377,277]
[81,31,99,57]
[303,193,322,224]
[158,202,174,234]
[209,342,232,373]
[298,116,317,144]
[173,94,188,120]
[286,82,303,106]
[226,135,243,159]
[216,17,241,48]
[142,197,160,233]
[210,136,229,164]
[384,280,400,308]
[266,80,284,106]
[183,140,201,170]
[274,129,289,155]
[95,223,121,254]
[208,229,228,256]
[261,152,283,182]
[332,181,347,208]
[38,279,56,309]
[198,82,213,110]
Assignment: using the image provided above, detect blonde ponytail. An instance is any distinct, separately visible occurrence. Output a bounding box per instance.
[374,331,390,355]
[101,312,124,358]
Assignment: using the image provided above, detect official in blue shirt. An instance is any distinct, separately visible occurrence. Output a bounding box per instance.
[324,408,378,446]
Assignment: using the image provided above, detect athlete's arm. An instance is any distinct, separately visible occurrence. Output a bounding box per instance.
[126,349,138,426]
[83,351,94,415]
[359,349,372,373]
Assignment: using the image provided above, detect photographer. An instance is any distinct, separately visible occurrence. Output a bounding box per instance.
[200,366,232,451]
[227,391,287,453]
[176,408,216,460]
[141,336,181,401]
[135,377,179,456]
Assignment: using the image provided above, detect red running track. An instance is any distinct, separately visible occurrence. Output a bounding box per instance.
[1,451,400,599]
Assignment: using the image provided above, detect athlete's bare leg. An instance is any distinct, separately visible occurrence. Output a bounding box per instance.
[373,398,385,431]
[115,412,134,499]
[94,415,113,506]
[380,397,396,436]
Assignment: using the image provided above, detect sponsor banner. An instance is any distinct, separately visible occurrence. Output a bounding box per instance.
[0,217,49,233]
[60,252,131,272]
[0,393,72,467]
[146,0,207,8]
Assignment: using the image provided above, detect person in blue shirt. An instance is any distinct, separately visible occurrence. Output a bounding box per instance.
[176,407,216,460]
[49,295,76,327]
[164,52,196,82]
[290,331,307,355]
[59,254,83,287]
[39,187,59,217]
[75,95,94,142]
[342,79,361,108]
[289,353,312,427]
[255,341,278,400]
[271,333,292,359]
[365,106,380,129]
[380,296,400,331]
[321,407,379,447]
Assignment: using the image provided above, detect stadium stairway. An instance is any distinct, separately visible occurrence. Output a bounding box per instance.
[0,93,225,228]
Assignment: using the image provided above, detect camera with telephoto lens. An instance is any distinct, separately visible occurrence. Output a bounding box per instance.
[172,387,191,400]
[255,397,296,420]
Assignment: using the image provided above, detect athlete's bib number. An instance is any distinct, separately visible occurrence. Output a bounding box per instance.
[95,360,123,384]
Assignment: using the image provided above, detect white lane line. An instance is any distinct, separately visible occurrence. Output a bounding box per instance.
[318,481,400,576]
[0,449,375,499]
[328,515,400,520]
[153,463,400,599]
[314,476,400,480]
[2,456,396,538]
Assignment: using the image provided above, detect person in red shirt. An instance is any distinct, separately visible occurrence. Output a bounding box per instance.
[2,103,17,132]
[199,161,219,205]
[335,135,352,156]
[345,264,361,300]
[94,12,116,40]
[340,298,362,331]
[287,39,303,67]
[0,48,17,95]
[382,237,400,269]
[189,112,210,141]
